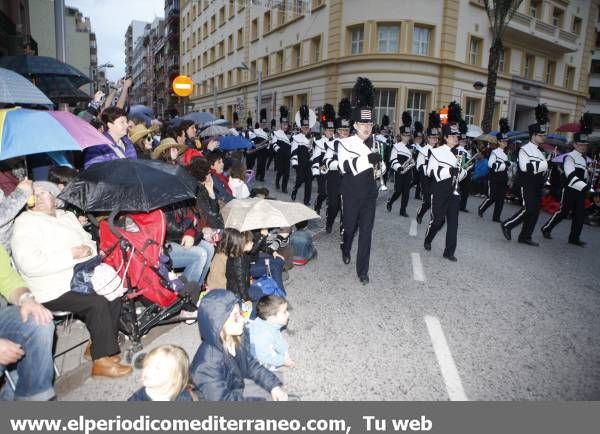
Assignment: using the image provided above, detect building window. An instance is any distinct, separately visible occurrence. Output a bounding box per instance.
[545,60,556,85]
[572,16,582,35]
[564,66,575,89]
[276,50,284,73]
[349,25,364,55]
[227,70,232,88]
[211,15,216,33]
[406,90,427,125]
[464,97,480,125]
[264,11,271,33]
[251,18,258,40]
[276,0,287,26]
[237,28,244,49]
[412,26,430,56]
[263,56,269,76]
[292,43,301,68]
[552,8,564,28]
[498,47,510,74]
[219,6,225,26]
[523,53,535,79]
[529,0,541,18]
[592,59,600,74]
[203,22,208,40]
[468,36,482,66]
[250,61,257,80]
[378,24,399,53]
[311,36,321,63]
[228,34,234,54]
[373,89,397,125]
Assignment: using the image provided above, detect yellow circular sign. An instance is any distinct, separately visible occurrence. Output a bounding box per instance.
[172,75,194,97]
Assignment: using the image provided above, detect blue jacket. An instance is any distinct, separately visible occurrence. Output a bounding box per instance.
[190,289,282,401]
[83,133,138,169]
[211,174,234,203]
[247,318,288,369]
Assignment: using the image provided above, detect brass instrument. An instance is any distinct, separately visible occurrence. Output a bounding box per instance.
[399,156,415,174]
[587,159,598,194]
[460,151,481,172]
[372,135,388,191]
[544,148,557,187]
[453,154,465,196]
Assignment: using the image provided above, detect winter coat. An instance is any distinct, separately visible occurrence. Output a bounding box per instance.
[211,173,234,204]
[83,132,137,169]
[196,184,224,229]
[0,186,28,255]
[225,255,251,301]
[206,252,227,290]
[190,289,282,401]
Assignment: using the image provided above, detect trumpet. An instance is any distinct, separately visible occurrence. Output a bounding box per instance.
[399,157,415,175]
[460,152,481,172]
[587,159,598,193]
[372,135,388,191]
[544,148,557,187]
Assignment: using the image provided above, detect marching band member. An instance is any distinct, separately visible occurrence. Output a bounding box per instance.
[254,109,270,182]
[541,132,591,246]
[290,105,315,206]
[478,118,511,221]
[416,112,441,224]
[323,99,352,234]
[411,121,425,200]
[244,116,257,170]
[386,112,414,217]
[423,122,466,262]
[456,120,472,212]
[501,120,548,246]
[273,106,292,193]
[311,104,336,215]
[337,77,381,284]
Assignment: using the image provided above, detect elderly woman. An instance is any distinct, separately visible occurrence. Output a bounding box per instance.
[10,182,132,379]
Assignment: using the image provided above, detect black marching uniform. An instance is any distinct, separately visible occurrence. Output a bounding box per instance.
[501,124,548,245]
[311,135,329,214]
[423,125,465,261]
[291,132,313,205]
[387,134,414,217]
[541,145,590,245]
[456,143,472,211]
[478,146,509,221]
[338,131,379,282]
[272,129,291,192]
[415,141,433,224]
[253,127,270,182]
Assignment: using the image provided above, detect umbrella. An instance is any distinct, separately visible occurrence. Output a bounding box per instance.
[0,55,90,88]
[181,111,216,125]
[34,75,90,103]
[0,67,53,107]
[200,125,231,138]
[466,124,483,138]
[58,159,198,212]
[201,118,229,128]
[221,198,319,231]
[556,122,581,133]
[218,135,253,151]
[129,105,154,126]
[0,107,106,161]
[475,133,497,145]
[544,133,569,151]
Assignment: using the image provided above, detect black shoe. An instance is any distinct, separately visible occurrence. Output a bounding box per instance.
[518,238,539,247]
[541,229,552,239]
[501,225,511,241]
[416,214,422,224]
[275,183,280,190]
[400,211,409,218]
[325,225,332,234]
[342,252,351,264]
[443,253,458,262]
[359,275,369,285]
[291,190,297,201]
[386,201,392,212]
[478,209,483,218]
[460,208,469,213]
[492,217,501,223]
[424,241,431,251]
[568,239,586,247]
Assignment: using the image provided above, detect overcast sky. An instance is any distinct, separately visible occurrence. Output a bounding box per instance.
[65,0,165,81]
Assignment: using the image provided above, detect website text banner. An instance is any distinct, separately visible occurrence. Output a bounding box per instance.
[1,402,599,434]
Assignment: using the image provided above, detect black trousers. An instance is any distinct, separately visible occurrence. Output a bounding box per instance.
[424,181,460,256]
[503,182,543,241]
[541,187,585,242]
[265,148,274,171]
[293,163,312,205]
[413,168,421,199]
[43,292,121,360]
[459,174,471,210]
[255,147,269,181]
[275,149,291,191]
[326,170,342,229]
[416,173,432,221]
[341,171,378,277]
[314,173,328,211]
[479,173,507,220]
[388,170,412,213]
[246,151,256,171]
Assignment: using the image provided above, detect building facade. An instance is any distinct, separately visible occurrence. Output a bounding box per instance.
[584,8,600,135]
[0,0,37,57]
[181,0,597,132]
[125,20,149,78]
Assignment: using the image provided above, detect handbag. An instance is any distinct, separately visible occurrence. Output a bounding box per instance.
[70,255,127,301]
[248,258,287,301]
[70,256,103,295]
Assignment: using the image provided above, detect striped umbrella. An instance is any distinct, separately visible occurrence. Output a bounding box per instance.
[0,107,106,161]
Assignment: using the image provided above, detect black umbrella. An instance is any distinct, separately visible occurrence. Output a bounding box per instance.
[58,159,198,212]
[34,75,90,104]
[0,55,91,88]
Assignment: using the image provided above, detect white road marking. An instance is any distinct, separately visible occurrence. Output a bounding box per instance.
[409,219,418,237]
[411,252,425,282]
[424,315,468,401]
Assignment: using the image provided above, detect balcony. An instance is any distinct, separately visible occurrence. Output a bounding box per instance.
[503,10,578,53]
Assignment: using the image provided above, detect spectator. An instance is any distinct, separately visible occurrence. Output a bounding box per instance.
[151,138,185,164]
[187,158,224,231]
[228,160,250,199]
[128,345,197,401]
[207,151,234,204]
[10,182,131,378]
[83,106,137,169]
[289,220,317,266]
[247,296,295,370]
[190,289,287,401]
[0,179,32,255]
[586,192,600,226]
[128,124,154,159]
[0,245,55,401]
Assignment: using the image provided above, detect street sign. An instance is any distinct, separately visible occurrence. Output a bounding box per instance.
[439,106,448,124]
[172,75,194,97]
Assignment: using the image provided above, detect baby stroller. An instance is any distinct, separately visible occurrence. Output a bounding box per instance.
[99,209,197,365]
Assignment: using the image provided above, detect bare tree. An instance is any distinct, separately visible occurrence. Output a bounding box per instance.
[481,0,523,133]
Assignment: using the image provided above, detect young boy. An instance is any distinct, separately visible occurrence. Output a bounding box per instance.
[247,296,295,370]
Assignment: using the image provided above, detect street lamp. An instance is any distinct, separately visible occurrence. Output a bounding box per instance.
[237,62,262,121]
[473,80,486,91]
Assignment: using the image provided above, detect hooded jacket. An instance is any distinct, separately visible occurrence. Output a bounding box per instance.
[190,290,282,400]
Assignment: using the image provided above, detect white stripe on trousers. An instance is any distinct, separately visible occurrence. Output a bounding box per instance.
[542,187,566,232]
[503,186,526,227]
[478,181,492,212]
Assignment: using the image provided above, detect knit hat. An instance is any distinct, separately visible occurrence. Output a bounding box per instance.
[33,181,63,208]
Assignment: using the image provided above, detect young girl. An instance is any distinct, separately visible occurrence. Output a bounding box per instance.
[190,289,288,401]
[128,345,197,401]
[228,159,250,199]
[206,228,253,302]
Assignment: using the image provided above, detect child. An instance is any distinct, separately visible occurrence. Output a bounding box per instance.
[190,289,288,401]
[247,296,295,370]
[128,345,197,401]
[289,220,317,266]
[228,159,250,199]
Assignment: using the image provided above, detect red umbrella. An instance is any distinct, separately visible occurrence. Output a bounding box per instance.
[556,122,581,133]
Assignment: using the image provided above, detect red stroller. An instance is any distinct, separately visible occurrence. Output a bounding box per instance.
[99,209,196,364]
